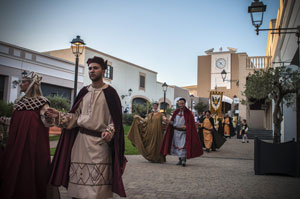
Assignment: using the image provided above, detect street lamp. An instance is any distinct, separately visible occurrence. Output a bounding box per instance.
[248,0,298,35]
[248,0,300,141]
[121,88,133,99]
[221,69,239,85]
[162,82,168,113]
[190,94,194,111]
[71,35,85,101]
[248,0,266,35]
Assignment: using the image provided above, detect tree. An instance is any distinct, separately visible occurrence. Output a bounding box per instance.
[46,95,70,112]
[194,101,208,115]
[244,66,300,144]
[132,102,151,118]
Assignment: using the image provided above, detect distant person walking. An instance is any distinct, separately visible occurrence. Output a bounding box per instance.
[240,119,249,143]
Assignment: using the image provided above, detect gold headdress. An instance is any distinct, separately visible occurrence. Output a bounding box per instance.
[21,71,43,98]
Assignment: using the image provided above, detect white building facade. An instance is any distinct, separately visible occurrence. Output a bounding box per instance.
[44,47,175,112]
[0,41,84,103]
[265,0,300,142]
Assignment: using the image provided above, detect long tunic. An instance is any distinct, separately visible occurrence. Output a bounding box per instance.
[58,84,114,199]
[203,117,213,149]
[224,117,231,137]
[128,112,166,163]
[171,111,187,158]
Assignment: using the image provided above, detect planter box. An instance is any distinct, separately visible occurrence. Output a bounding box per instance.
[254,137,300,177]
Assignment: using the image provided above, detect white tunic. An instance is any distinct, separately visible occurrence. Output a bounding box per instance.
[59,84,114,199]
[171,111,187,158]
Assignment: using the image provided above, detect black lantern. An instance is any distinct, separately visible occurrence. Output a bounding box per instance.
[221,69,227,81]
[70,35,85,101]
[71,35,85,56]
[121,88,133,99]
[128,88,133,96]
[248,0,267,35]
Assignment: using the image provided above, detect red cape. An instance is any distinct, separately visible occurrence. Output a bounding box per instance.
[48,85,126,197]
[0,108,50,199]
[160,107,203,159]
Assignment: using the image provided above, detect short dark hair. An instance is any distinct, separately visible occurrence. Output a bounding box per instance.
[205,110,211,114]
[178,98,186,103]
[152,102,159,106]
[243,119,247,122]
[87,56,108,70]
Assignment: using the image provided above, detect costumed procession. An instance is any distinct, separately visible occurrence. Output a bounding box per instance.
[0,56,243,199]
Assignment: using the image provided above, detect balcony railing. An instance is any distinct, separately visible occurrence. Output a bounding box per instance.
[247,56,272,69]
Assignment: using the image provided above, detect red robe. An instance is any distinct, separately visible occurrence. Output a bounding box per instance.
[160,107,203,159]
[49,85,126,197]
[0,100,50,199]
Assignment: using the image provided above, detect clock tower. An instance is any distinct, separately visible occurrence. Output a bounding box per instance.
[211,49,232,90]
[197,47,240,113]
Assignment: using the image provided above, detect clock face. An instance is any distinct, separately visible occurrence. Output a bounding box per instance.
[216,58,226,69]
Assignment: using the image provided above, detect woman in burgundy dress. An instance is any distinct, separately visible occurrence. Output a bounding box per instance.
[0,72,51,199]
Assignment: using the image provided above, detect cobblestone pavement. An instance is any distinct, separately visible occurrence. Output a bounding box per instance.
[54,138,300,199]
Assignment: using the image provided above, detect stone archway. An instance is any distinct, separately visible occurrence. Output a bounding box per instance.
[158,97,171,111]
[131,97,150,117]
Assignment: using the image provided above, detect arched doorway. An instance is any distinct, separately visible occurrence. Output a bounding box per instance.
[132,97,150,117]
[159,102,169,111]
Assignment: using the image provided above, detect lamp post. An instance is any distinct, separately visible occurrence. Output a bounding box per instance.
[121,88,133,113]
[71,35,85,101]
[190,94,194,111]
[221,69,239,85]
[121,88,133,99]
[162,82,168,113]
[248,0,300,141]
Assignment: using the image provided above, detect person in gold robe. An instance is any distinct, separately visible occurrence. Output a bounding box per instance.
[223,113,235,138]
[202,110,226,152]
[128,102,166,163]
[203,111,214,152]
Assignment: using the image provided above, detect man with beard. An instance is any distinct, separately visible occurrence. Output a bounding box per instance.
[46,56,126,198]
[160,98,203,167]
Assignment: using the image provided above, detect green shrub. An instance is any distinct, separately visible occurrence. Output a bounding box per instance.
[0,100,14,117]
[132,103,152,118]
[46,95,70,112]
[0,100,13,150]
[123,113,133,125]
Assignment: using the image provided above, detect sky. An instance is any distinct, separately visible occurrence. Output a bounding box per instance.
[0,0,280,87]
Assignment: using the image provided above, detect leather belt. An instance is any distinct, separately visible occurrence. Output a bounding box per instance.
[79,127,102,138]
[173,127,186,131]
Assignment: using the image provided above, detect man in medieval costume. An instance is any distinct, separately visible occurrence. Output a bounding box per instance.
[160,98,203,166]
[128,102,166,163]
[223,113,235,138]
[203,110,226,152]
[46,56,126,198]
[0,72,51,199]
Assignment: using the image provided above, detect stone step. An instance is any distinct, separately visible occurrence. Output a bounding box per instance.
[247,130,273,140]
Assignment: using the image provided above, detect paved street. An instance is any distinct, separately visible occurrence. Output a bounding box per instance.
[54,138,300,199]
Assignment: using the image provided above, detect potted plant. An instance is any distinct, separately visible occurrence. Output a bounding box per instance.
[244,65,300,177]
